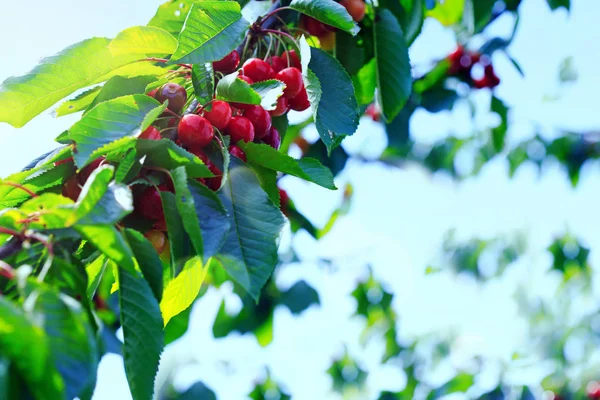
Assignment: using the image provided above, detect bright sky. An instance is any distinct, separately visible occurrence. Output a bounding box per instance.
[1,0,599,399]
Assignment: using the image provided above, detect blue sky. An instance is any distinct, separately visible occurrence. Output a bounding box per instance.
[1,0,600,399]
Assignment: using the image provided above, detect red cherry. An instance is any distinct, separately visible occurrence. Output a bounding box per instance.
[366,104,381,121]
[270,96,289,117]
[303,16,328,37]
[276,67,304,99]
[154,83,187,114]
[225,116,255,143]
[205,161,222,191]
[145,229,167,254]
[137,187,165,221]
[213,50,240,74]
[243,105,272,139]
[238,75,253,84]
[229,145,247,162]
[242,58,275,82]
[263,127,281,150]
[267,55,287,74]
[283,50,302,71]
[178,115,215,149]
[279,188,290,215]
[147,89,157,98]
[62,176,81,201]
[77,157,105,185]
[139,126,161,140]
[202,100,232,131]
[340,0,366,22]
[288,87,311,111]
[189,147,209,164]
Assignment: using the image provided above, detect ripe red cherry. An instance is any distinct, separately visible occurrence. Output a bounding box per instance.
[288,87,311,111]
[154,83,187,114]
[263,127,281,150]
[279,188,290,215]
[270,96,289,117]
[62,176,81,201]
[178,115,215,149]
[243,105,272,139]
[267,55,287,74]
[205,161,222,191]
[213,50,240,74]
[77,157,105,185]
[303,16,328,37]
[137,187,165,221]
[238,75,253,84]
[139,126,161,140]
[145,229,167,254]
[226,116,255,143]
[147,89,157,98]
[340,0,366,22]
[283,50,302,71]
[242,58,275,82]
[276,67,304,99]
[366,104,381,122]
[202,100,232,131]
[229,145,247,162]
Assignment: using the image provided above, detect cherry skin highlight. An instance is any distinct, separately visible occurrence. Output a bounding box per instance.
[243,105,272,139]
[202,100,232,131]
[226,116,255,143]
[178,114,215,149]
[276,67,304,99]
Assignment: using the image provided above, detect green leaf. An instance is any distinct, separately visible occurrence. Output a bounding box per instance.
[109,26,178,57]
[86,75,159,113]
[164,306,192,345]
[491,96,508,153]
[547,0,570,11]
[30,286,98,400]
[172,168,204,257]
[75,225,135,272]
[335,32,365,76]
[240,142,336,189]
[148,0,195,36]
[289,0,359,35]
[54,86,102,117]
[216,72,261,105]
[0,297,65,400]
[160,256,209,325]
[0,38,146,128]
[118,267,164,400]
[374,9,412,122]
[137,139,213,178]
[216,158,285,300]
[191,63,215,105]
[352,58,376,105]
[161,191,194,271]
[124,229,164,302]
[426,0,464,26]
[308,48,360,152]
[86,256,108,300]
[280,280,320,314]
[66,94,165,167]
[381,0,425,45]
[251,80,286,111]
[170,2,249,65]
[250,164,280,207]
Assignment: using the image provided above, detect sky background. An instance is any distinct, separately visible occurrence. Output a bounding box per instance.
[1,0,600,399]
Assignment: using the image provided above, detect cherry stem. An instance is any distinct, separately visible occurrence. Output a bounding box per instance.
[0,261,15,280]
[163,108,182,119]
[0,227,21,238]
[0,182,38,198]
[196,99,218,113]
[262,29,296,44]
[259,7,292,25]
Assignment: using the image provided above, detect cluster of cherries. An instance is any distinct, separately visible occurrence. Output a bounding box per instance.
[300,0,365,49]
[447,45,500,89]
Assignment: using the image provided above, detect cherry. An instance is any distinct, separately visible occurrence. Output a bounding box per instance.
[225,116,255,143]
[263,127,281,150]
[270,96,289,117]
[77,157,105,185]
[205,161,222,191]
[139,126,161,140]
[147,89,157,98]
[320,31,336,51]
[189,147,209,164]
[267,55,287,74]
[484,64,500,87]
[279,188,290,215]
[237,75,253,84]
[283,50,302,71]
[178,114,215,149]
[229,145,247,162]
[154,82,187,114]
[202,100,232,131]
[288,87,311,111]
[276,67,304,99]
[145,229,167,254]
[366,104,381,121]
[242,58,275,82]
[243,105,272,139]
[213,50,240,74]
[303,16,328,37]
[340,0,366,22]
[137,187,165,222]
[62,176,81,201]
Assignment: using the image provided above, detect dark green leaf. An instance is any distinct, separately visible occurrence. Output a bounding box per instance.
[374,9,412,122]
[192,63,215,105]
[161,191,194,271]
[335,32,365,76]
[547,0,569,11]
[66,94,166,167]
[118,267,164,400]
[289,0,359,35]
[124,229,164,302]
[280,280,320,314]
[240,142,336,189]
[172,167,204,257]
[381,0,425,45]
[491,96,508,153]
[216,158,285,300]
[177,381,217,400]
[420,87,459,113]
[250,163,280,207]
[170,2,249,65]
[148,0,195,36]
[308,48,360,152]
[136,139,213,179]
[189,181,230,259]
